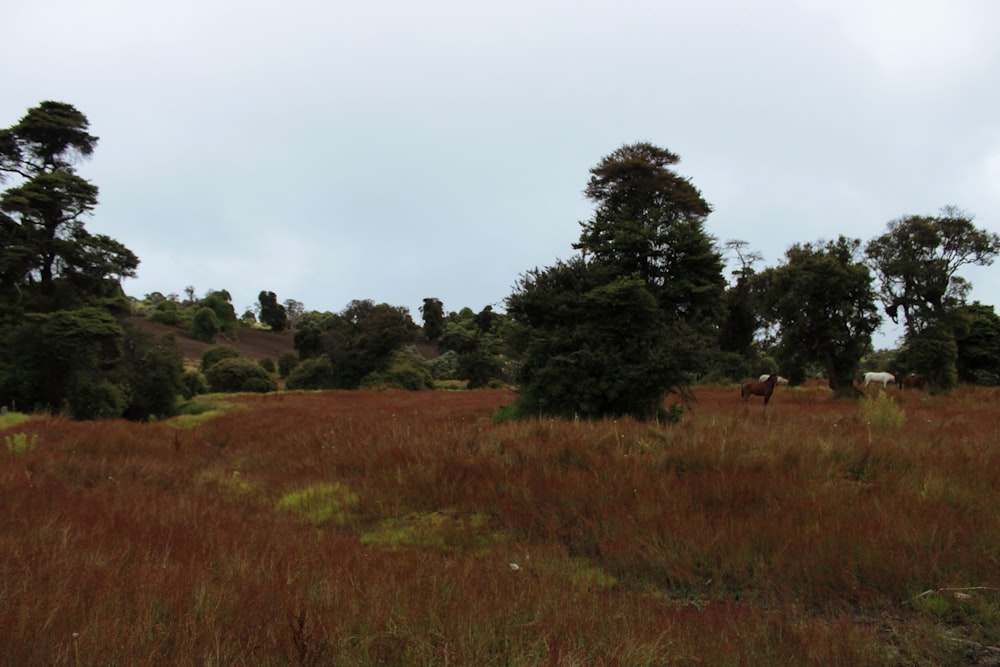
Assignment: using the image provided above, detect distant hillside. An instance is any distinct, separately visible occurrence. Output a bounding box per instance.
[126,316,440,364]
[126,316,295,364]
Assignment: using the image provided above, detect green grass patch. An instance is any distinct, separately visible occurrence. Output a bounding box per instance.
[277,482,359,527]
[432,380,468,390]
[0,411,32,431]
[4,431,38,454]
[361,511,505,553]
[169,397,240,428]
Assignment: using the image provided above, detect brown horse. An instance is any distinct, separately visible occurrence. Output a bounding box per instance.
[902,373,927,390]
[741,373,780,406]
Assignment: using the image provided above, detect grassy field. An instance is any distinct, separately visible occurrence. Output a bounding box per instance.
[2,384,998,665]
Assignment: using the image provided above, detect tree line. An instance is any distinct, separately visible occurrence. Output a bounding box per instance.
[3,102,999,421]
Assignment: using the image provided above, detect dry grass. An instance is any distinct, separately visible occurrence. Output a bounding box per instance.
[1,385,998,665]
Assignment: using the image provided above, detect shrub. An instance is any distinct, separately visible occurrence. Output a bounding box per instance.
[285,357,336,391]
[149,300,181,325]
[190,306,220,343]
[5,432,37,454]
[200,344,240,372]
[118,328,184,421]
[362,347,433,390]
[972,370,999,387]
[258,357,276,374]
[426,349,459,379]
[67,378,127,420]
[862,391,906,433]
[278,351,300,379]
[181,370,208,399]
[204,358,277,393]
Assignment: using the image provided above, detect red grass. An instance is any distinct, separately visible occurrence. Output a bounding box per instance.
[2,385,998,664]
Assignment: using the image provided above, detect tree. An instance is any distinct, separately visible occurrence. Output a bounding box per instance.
[953,303,1000,385]
[190,307,220,343]
[420,298,444,341]
[865,207,1000,333]
[0,102,137,310]
[718,240,764,361]
[116,326,185,421]
[574,142,725,330]
[504,143,724,420]
[200,290,237,336]
[291,300,420,389]
[0,102,167,420]
[756,237,881,398]
[506,258,685,420]
[283,299,304,330]
[865,207,1000,391]
[258,290,288,331]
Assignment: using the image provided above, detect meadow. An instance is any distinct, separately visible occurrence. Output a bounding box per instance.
[2,384,998,665]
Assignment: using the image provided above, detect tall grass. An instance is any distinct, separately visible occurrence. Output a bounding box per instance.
[1,386,998,664]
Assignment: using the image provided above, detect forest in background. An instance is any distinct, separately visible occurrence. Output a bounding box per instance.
[3,101,1000,421]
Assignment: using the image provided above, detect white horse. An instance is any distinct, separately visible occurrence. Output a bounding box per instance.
[758,374,789,386]
[863,371,895,387]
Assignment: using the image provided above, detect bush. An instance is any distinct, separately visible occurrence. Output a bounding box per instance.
[426,349,459,379]
[181,370,208,399]
[190,307,221,343]
[204,358,277,393]
[862,391,906,433]
[149,300,181,325]
[362,347,433,390]
[67,378,127,420]
[285,357,336,391]
[972,370,999,386]
[258,357,276,374]
[200,344,240,372]
[278,351,299,379]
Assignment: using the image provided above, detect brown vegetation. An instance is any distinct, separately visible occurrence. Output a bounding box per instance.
[2,385,999,664]
[127,316,295,362]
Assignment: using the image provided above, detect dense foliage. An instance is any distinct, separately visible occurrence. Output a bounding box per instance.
[204,357,277,393]
[292,300,421,389]
[756,237,881,397]
[4,102,999,415]
[866,208,1000,392]
[505,143,724,420]
[0,102,181,420]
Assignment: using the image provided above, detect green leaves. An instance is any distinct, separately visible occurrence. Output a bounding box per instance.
[757,236,879,396]
[865,208,1000,334]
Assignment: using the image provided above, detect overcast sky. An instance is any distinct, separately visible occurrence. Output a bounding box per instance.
[7,0,1000,348]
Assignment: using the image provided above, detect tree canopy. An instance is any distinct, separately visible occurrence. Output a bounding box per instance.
[574,142,725,328]
[292,299,420,389]
[1,103,138,311]
[756,237,880,396]
[865,207,1000,391]
[0,101,180,420]
[865,207,1000,334]
[505,143,724,420]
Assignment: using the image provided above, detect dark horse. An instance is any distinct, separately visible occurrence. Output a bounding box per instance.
[741,373,780,406]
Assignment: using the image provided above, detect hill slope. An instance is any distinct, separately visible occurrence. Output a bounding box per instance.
[126,317,295,363]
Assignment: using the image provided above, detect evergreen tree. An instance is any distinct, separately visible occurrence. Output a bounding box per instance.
[0,102,172,419]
